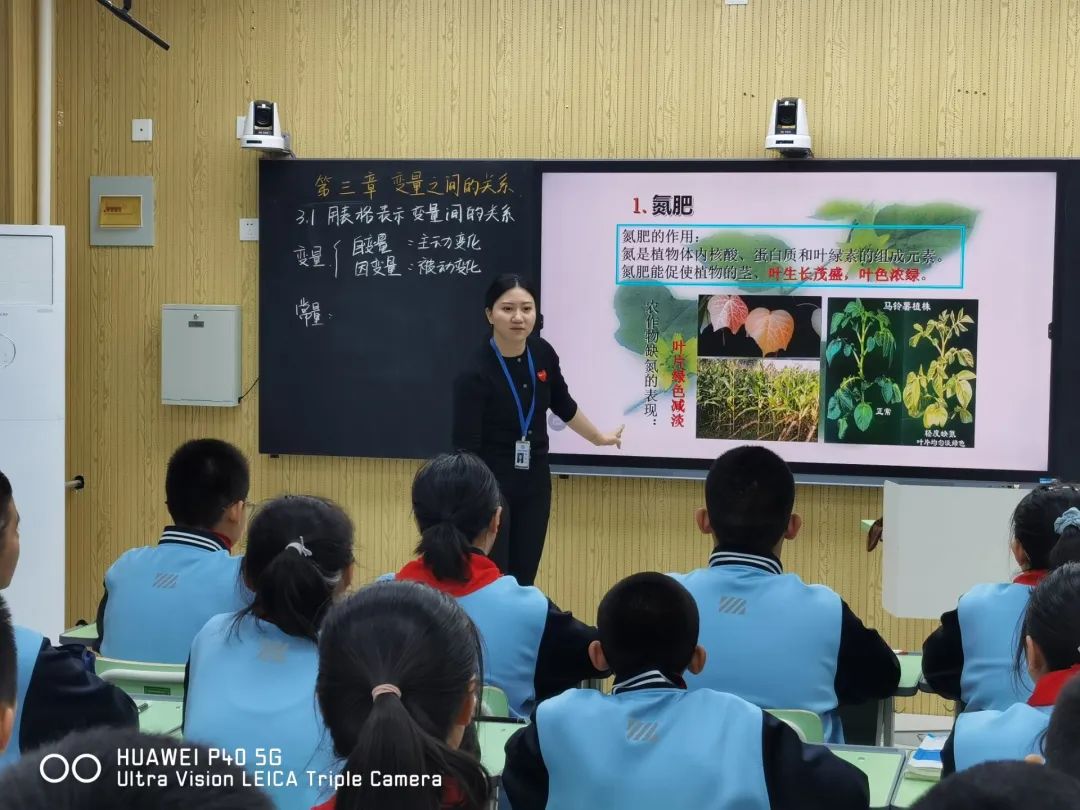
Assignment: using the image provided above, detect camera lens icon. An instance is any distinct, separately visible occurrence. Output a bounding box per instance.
[39,753,102,784]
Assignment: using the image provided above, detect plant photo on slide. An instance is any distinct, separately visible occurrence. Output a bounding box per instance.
[823,298,978,448]
[900,301,978,448]
[823,299,902,445]
[697,294,822,359]
[696,358,819,442]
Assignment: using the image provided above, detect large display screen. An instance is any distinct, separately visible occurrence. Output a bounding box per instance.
[542,165,1058,479]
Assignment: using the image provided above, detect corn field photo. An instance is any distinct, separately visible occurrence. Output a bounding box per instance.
[696,359,820,442]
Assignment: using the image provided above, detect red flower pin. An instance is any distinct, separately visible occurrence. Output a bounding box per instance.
[537,369,548,382]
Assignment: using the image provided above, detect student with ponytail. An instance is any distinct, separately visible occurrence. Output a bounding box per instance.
[313,580,491,810]
[942,563,1080,774]
[923,484,1080,712]
[184,495,355,810]
[393,451,605,717]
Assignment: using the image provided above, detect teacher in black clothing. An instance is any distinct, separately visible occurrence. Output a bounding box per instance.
[452,275,623,586]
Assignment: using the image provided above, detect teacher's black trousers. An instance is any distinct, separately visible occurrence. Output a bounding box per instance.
[490,462,552,587]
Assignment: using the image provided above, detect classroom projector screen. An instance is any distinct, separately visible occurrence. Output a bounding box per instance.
[541,166,1057,479]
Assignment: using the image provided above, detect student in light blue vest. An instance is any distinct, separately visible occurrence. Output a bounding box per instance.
[943,564,1080,774]
[393,451,605,718]
[503,572,870,810]
[0,727,274,809]
[910,760,1080,810]
[924,485,1080,712]
[669,446,899,743]
[184,495,355,810]
[0,470,137,771]
[313,581,492,810]
[95,438,254,664]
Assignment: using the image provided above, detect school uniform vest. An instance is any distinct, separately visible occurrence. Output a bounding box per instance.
[952,703,1051,772]
[536,682,770,810]
[0,626,44,769]
[671,556,844,742]
[101,529,249,664]
[956,583,1034,711]
[184,613,336,810]
[457,577,548,717]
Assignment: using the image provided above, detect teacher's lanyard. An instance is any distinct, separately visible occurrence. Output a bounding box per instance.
[491,338,536,470]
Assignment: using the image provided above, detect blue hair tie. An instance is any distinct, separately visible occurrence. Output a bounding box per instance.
[1054,507,1080,536]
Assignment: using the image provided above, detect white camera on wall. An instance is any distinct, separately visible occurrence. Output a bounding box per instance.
[240,100,291,154]
[765,97,812,158]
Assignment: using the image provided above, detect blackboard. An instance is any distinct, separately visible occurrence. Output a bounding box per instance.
[259,160,537,458]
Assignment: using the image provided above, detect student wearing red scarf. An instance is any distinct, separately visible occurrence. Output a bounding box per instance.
[923,486,1080,712]
[943,564,1080,773]
[393,451,606,718]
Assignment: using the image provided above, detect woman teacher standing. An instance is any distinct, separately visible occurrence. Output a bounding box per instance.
[452,275,623,586]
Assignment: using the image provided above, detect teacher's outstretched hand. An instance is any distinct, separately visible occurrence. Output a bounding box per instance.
[566,414,624,449]
[450,273,621,586]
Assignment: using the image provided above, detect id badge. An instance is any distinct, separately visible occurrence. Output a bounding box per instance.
[514,440,531,470]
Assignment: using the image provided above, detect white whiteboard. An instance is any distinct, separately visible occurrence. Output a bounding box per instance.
[0,225,66,640]
[883,480,1026,619]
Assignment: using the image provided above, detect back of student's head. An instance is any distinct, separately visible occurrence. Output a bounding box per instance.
[0,469,16,589]
[412,451,501,583]
[238,495,354,642]
[164,438,250,528]
[912,760,1080,810]
[1046,675,1080,781]
[597,572,699,677]
[1024,563,1080,669]
[1010,483,1080,570]
[316,580,490,810]
[705,446,795,554]
[0,469,12,537]
[0,596,13,747]
[0,727,273,809]
[1015,564,1080,682]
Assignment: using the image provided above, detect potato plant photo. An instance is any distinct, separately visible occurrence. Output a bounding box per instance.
[900,302,978,448]
[823,299,902,444]
[822,297,978,448]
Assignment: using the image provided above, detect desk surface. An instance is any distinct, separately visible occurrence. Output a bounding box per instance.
[59,622,99,646]
[477,720,525,777]
[138,699,183,737]
[892,773,936,808]
[896,653,923,697]
[826,745,906,809]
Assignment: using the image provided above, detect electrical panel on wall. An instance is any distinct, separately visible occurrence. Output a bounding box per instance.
[162,304,242,406]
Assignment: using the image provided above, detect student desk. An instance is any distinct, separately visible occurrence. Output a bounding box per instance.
[826,745,906,809]
[477,718,526,777]
[137,698,184,737]
[881,653,923,746]
[58,621,99,647]
[891,772,936,808]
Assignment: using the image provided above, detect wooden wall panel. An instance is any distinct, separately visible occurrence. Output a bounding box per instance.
[0,4,9,224]
[1,0,36,223]
[45,0,1080,717]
